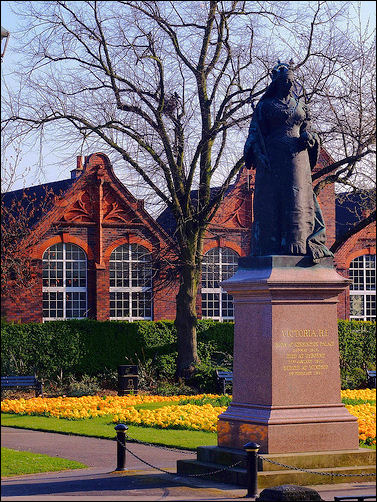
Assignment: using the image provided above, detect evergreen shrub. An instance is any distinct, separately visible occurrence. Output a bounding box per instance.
[1,318,374,391]
[338,320,376,389]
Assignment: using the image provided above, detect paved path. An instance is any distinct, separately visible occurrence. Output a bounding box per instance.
[1,427,376,501]
[1,426,195,470]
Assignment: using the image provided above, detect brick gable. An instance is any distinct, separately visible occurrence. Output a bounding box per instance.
[1,149,374,322]
[2,153,176,322]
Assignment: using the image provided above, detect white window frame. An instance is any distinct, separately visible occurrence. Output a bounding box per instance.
[109,243,153,321]
[201,247,238,321]
[42,243,87,321]
[349,254,376,322]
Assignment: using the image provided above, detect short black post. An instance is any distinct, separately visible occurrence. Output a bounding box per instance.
[114,424,128,471]
[244,441,260,498]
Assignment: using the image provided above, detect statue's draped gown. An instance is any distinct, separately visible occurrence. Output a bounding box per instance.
[244,93,333,262]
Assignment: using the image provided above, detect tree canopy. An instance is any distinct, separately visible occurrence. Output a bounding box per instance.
[1,0,375,376]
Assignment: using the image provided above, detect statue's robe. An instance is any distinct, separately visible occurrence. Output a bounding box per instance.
[244,95,333,262]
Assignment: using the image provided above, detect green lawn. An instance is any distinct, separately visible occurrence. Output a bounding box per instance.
[1,413,217,450]
[342,398,376,406]
[1,447,87,477]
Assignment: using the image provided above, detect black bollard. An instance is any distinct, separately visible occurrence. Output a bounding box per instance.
[244,441,260,498]
[114,423,128,471]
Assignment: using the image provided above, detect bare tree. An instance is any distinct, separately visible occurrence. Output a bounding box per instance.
[1,185,57,297]
[309,5,376,190]
[1,137,33,193]
[1,1,375,378]
[330,189,376,254]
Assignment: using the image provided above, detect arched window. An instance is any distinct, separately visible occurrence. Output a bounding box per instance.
[201,247,238,320]
[42,243,87,320]
[349,254,376,321]
[109,243,152,320]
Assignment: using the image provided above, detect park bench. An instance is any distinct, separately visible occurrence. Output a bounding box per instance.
[216,370,233,394]
[1,375,44,397]
[366,370,376,389]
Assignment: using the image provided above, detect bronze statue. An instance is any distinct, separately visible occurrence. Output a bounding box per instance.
[244,61,333,263]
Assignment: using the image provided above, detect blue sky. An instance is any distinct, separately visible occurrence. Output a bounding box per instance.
[1,1,376,192]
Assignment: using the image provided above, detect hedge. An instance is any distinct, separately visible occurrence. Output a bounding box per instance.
[0,319,233,381]
[338,320,376,389]
[1,319,375,389]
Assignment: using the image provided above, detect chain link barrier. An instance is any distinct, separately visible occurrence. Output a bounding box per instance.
[258,455,376,478]
[115,434,375,480]
[116,437,242,478]
[124,433,195,455]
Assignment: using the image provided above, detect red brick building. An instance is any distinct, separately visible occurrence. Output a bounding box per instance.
[333,192,376,322]
[1,151,375,323]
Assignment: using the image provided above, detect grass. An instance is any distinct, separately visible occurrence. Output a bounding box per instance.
[360,443,376,450]
[342,398,376,406]
[1,447,87,477]
[3,411,374,450]
[178,395,232,407]
[134,400,180,410]
[1,413,217,450]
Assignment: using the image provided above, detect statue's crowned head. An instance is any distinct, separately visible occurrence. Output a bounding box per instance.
[270,59,295,83]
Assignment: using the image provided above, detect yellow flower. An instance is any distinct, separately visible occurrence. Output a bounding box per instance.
[2,390,375,441]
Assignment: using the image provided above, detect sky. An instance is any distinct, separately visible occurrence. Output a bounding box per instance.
[1,1,376,193]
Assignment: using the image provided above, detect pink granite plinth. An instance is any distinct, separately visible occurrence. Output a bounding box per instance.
[218,256,359,454]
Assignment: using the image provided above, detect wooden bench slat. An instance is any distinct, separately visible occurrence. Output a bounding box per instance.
[2,378,38,384]
[2,381,37,386]
[2,376,37,381]
[2,377,36,379]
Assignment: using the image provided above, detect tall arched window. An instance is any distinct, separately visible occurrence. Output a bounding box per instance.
[349,254,376,321]
[42,243,87,320]
[109,243,152,320]
[201,247,238,320]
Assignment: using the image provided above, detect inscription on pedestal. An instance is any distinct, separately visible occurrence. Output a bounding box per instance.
[275,329,334,377]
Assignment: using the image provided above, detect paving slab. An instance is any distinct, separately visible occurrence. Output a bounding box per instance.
[1,427,376,501]
[1,466,246,500]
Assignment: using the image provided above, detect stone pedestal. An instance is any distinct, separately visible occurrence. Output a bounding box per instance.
[218,255,359,454]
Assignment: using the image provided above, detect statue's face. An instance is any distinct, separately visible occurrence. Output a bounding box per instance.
[271,63,294,91]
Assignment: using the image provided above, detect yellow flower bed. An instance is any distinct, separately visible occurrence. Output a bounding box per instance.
[0,394,219,420]
[1,394,182,419]
[113,403,227,432]
[341,388,376,401]
[345,403,376,444]
[2,390,375,443]
[341,388,376,445]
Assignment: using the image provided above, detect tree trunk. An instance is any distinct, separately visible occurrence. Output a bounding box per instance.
[175,261,200,379]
